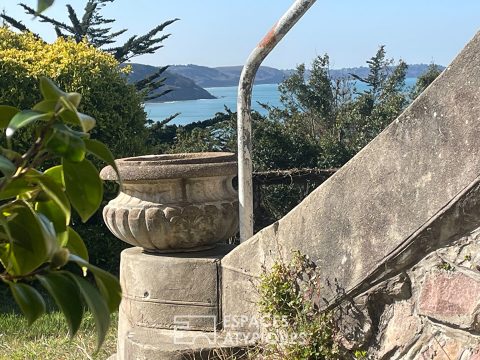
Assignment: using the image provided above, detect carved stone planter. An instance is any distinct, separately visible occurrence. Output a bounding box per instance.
[100,152,238,252]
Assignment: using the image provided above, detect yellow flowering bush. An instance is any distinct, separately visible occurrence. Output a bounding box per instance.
[0,27,148,157]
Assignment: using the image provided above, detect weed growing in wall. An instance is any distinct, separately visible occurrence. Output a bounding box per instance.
[257,251,345,359]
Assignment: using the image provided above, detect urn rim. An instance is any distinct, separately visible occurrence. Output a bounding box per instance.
[100,152,237,181]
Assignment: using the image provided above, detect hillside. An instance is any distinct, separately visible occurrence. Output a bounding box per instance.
[167,63,444,88]
[329,64,445,79]
[125,63,216,102]
[168,65,286,87]
[125,63,445,101]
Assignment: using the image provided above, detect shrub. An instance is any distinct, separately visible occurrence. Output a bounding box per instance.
[0,27,149,158]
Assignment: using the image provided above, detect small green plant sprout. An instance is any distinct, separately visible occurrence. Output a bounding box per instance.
[464,254,472,262]
[258,251,343,359]
[437,261,455,272]
[354,349,369,360]
[0,77,121,349]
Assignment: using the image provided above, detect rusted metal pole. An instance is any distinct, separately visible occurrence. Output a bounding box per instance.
[237,0,317,243]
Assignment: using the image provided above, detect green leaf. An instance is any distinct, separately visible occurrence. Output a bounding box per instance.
[0,148,22,163]
[37,271,83,337]
[44,165,65,187]
[32,173,71,222]
[33,100,59,113]
[6,110,51,138]
[46,124,86,162]
[0,105,20,129]
[0,155,16,177]
[0,201,57,275]
[37,213,57,247]
[66,273,110,349]
[0,178,33,201]
[59,109,82,129]
[84,139,119,178]
[66,93,82,108]
[63,159,103,222]
[9,282,46,325]
[66,227,88,261]
[36,0,54,13]
[39,77,66,100]
[58,96,78,113]
[78,113,96,132]
[70,254,121,313]
[36,200,68,246]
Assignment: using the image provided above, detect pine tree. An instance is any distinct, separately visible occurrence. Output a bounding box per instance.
[1,0,178,101]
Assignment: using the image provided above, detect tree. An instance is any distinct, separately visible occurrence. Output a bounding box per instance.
[1,0,178,101]
[411,63,442,99]
[339,46,408,154]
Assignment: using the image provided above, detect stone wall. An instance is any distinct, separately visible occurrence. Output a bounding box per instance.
[340,229,480,359]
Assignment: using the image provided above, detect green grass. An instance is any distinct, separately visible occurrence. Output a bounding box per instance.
[0,311,117,360]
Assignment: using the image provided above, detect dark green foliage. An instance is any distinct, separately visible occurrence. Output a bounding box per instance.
[253,117,319,170]
[411,63,442,99]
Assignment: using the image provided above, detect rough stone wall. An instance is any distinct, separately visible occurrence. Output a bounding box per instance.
[341,229,480,359]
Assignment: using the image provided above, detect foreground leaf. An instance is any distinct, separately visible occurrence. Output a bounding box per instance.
[66,273,110,349]
[44,165,65,187]
[0,178,33,201]
[66,227,88,261]
[6,110,51,138]
[46,125,86,162]
[70,254,121,313]
[0,201,57,275]
[37,271,83,337]
[9,282,46,325]
[39,77,66,100]
[0,155,16,177]
[0,105,20,129]
[84,139,119,178]
[33,173,71,222]
[36,200,68,246]
[63,159,103,222]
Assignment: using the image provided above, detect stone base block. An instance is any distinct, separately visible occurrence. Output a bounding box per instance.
[125,328,252,360]
[117,244,234,359]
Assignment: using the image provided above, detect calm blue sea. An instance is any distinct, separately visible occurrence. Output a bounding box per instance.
[145,78,417,126]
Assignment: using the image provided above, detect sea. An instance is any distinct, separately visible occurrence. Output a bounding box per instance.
[144,78,418,126]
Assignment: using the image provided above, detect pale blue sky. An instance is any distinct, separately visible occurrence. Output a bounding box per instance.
[2,0,480,69]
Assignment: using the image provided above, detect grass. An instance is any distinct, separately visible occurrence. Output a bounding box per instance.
[0,311,118,360]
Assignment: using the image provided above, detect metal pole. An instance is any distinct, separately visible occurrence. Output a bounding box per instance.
[237,0,317,243]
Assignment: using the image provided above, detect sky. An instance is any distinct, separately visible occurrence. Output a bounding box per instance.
[2,0,480,69]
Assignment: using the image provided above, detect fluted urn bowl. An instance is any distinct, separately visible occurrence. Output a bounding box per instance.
[100,152,238,253]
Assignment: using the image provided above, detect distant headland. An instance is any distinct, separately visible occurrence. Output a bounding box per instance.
[125,63,444,102]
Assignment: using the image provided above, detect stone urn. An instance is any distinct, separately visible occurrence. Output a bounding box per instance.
[100,152,238,252]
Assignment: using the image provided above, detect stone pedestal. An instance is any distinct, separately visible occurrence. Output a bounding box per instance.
[116,244,235,359]
[124,328,251,360]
